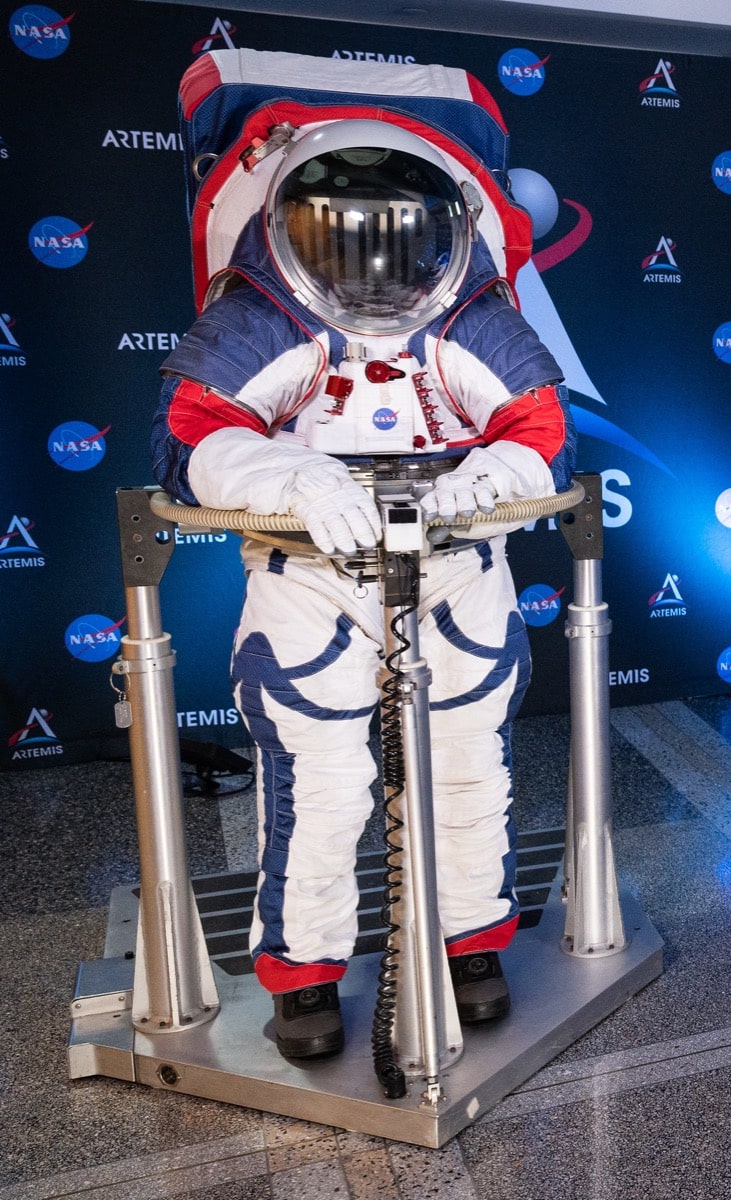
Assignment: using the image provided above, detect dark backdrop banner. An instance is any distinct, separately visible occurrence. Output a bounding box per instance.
[2,1,730,769]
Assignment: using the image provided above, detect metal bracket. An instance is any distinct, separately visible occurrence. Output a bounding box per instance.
[116,487,175,589]
[558,472,603,561]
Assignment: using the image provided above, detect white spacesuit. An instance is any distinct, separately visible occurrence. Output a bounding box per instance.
[153,95,576,1059]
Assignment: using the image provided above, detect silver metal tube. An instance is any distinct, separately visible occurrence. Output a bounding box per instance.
[396,609,445,1082]
[122,583,220,1031]
[563,558,626,956]
[125,584,162,642]
[573,558,602,609]
[383,606,461,1086]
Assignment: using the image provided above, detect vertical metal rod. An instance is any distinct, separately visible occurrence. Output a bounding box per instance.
[385,605,462,1086]
[115,489,219,1032]
[122,585,220,1031]
[395,609,446,1082]
[563,555,626,956]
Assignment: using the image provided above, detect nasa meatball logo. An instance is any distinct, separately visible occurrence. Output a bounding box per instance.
[717,648,731,685]
[712,152,731,196]
[713,323,731,364]
[29,216,92,268]
[518,583,565,626]
[64,614,124,662]
[497,48,549,96]
[9,5,73,58]
[48,420,110,471]
[372,407,398,430]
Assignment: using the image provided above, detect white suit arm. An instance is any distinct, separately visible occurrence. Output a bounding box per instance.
[188,427,381,555]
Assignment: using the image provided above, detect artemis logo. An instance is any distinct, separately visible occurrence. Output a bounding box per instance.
[649,572,687,618]
[639,58,680,107]
[8,707,63,759]
[118,332,180,351]
[332,50,416,64]
[0,135,8,159]
[498,48,549,95]
[9,6,72,59]
[102,130,183,151]
[642,236,681,284]
[0,515,45,567]
[29,216,92,268]
[192,17,236,55]
[48,420,110,471]
[64,614,124,662]
[518,583,565,626]
[0,312,25,365]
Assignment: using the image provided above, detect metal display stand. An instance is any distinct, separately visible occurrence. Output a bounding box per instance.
[68,476,662,1148]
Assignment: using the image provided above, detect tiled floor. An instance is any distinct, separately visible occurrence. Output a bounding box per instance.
[3,695,731,1198]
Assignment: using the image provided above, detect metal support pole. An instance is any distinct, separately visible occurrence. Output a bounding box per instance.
[115,489,220,1031]
[376,524,462,1101]
[559,476,626,957]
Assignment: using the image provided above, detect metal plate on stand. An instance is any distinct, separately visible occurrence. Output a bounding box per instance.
[69,877,662,1148]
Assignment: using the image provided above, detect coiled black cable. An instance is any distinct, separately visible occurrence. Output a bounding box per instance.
[371,553,420,1099]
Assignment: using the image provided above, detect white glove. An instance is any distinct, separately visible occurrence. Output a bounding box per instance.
[419,442,554,522]
[288,473,382,556]
[187,426,382,555]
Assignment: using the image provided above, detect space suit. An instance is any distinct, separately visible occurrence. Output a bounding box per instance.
[152,109,576,1059]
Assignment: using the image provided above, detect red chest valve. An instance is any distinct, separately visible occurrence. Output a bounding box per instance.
[364,361,407,384]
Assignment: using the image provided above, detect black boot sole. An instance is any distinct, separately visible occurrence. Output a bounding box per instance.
[276,1026,345,1059]
[457,993,511,1024]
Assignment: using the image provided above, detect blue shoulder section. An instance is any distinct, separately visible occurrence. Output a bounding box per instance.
[450,288,563,396]
[160,283,311,399]
[160,214,347,390]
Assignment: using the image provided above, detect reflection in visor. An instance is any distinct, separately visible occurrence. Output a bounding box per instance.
[271,146,468,332]
[295,198,438,317]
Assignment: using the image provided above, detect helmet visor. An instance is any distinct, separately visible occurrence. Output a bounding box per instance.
[269,141,470,333]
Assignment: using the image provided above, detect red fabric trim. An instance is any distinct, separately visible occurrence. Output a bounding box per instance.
[446,434,484,450]
[483,385,566,467]
[446,915,519,956]
[190,102,532,310]
[167,378,266,447]
[179,55,224,120]
[254,953,347,994]
[465,72,509,133]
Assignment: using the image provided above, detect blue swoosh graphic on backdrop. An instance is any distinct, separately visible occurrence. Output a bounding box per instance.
[570,405,675,478]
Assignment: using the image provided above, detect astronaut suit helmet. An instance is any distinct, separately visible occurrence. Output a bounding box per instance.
[265,119,474,336]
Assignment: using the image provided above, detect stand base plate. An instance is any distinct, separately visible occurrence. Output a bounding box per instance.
[69,882,662,1148]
